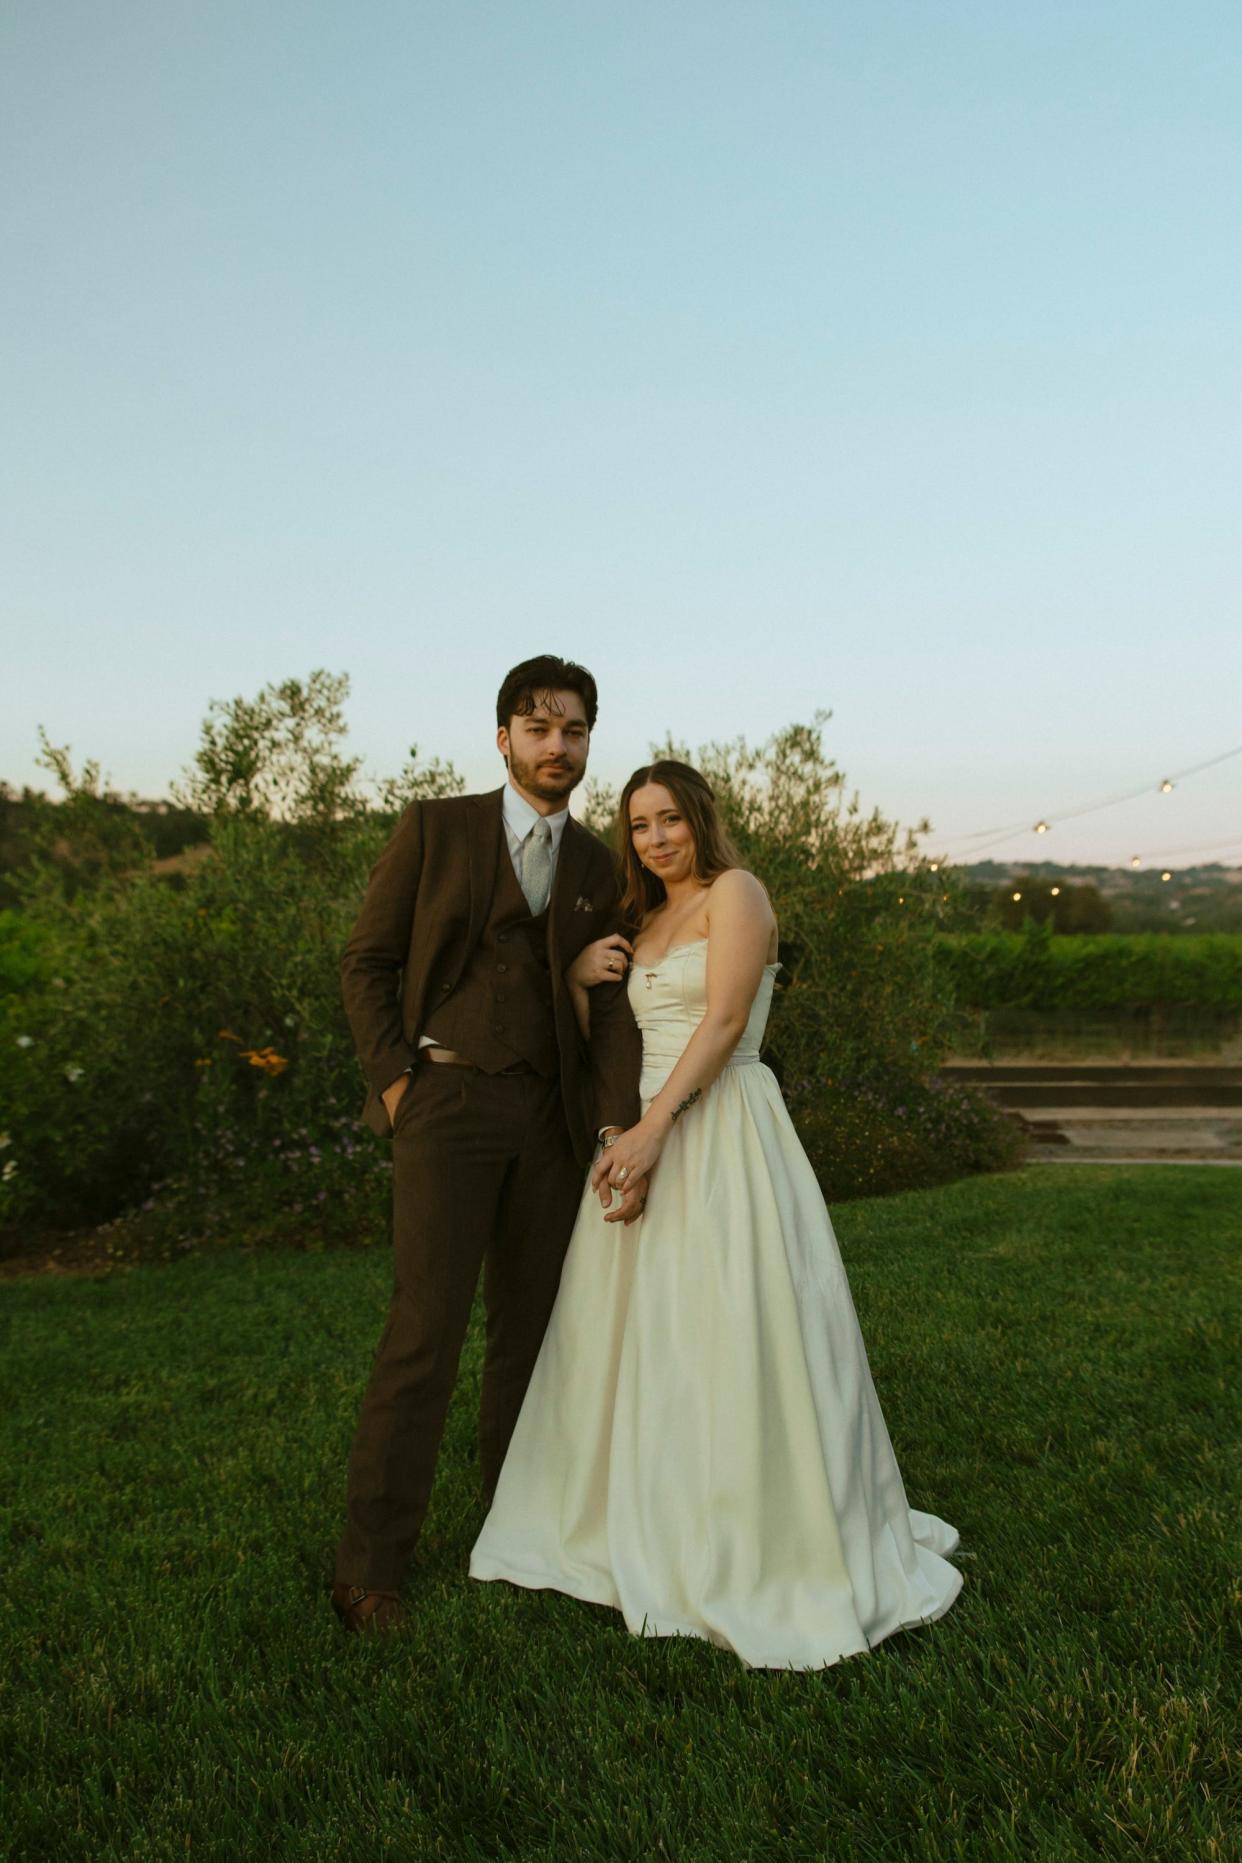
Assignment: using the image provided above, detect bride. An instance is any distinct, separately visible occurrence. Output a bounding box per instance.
[469,759,963,1670]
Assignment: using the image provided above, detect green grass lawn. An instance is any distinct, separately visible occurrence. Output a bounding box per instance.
[2,1165,1237,1861]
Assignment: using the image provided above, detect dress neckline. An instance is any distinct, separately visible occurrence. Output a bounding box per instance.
[631,937,779,973]
[631,936,709,969]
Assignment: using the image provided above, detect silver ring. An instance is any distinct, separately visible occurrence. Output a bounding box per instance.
[616,1165,629,1183]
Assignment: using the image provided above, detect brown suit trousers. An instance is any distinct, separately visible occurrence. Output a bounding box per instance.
[334,1062,583,1592]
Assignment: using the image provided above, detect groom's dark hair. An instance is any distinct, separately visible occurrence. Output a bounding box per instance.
[496,655,599,733]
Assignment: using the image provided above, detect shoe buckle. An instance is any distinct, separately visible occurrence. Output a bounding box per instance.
[348,1585,368,1606]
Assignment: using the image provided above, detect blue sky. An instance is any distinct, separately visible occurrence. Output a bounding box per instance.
[2,1,1239,868]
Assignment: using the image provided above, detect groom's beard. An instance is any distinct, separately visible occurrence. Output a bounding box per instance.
[507,749,585,805]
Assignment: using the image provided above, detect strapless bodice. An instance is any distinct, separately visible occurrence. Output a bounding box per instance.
[626,938,778,1092]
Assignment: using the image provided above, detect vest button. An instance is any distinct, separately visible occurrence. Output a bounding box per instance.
[496,963,508,973]
[493,1022,505,1033]
[496,991,507,1004]
[497,932,509,944]
[440,983,451,994]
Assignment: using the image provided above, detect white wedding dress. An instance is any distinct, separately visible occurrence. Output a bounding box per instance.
[469,940,963,1670]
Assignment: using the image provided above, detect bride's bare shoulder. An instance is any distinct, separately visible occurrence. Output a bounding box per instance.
[705,869,777,945]
[702,873,779,964]
[706,868,771,909]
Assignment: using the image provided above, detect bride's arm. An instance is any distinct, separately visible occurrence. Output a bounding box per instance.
[566,932,635,1039]
[591,870,773,1195]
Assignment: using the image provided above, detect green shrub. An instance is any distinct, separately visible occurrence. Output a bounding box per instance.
[0,817,383,1230]
[0,676,462,1233]
[796,1073,1026,1202]
[938,924,1242,1013]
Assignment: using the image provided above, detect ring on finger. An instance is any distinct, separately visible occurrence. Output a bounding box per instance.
[616,1165,629,1184]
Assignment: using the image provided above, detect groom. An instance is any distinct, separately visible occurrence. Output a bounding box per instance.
[331,654,644,1633]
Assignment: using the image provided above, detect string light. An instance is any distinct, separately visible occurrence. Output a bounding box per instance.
[932,738,1242,861]
[1050,886,1061,896]
[930,834,1242,879]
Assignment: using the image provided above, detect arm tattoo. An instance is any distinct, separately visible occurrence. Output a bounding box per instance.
[669,1088,702,1126]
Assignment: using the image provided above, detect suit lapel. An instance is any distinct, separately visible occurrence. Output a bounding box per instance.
[465,788,505,959]
[549,816,591,964]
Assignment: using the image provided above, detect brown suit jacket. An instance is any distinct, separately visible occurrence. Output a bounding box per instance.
[341,786,642,1167]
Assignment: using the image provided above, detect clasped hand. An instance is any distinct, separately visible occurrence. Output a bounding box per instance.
[592,1122,663,1223]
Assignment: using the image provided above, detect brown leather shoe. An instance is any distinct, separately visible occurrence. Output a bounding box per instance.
[330,1582,406,1635]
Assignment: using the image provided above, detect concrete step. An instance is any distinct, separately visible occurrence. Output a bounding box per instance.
[984,1082,1242,1108]
[940,1062,1242,1111]
[943,1062,1242,1088]
[1016,1108,1242,1160]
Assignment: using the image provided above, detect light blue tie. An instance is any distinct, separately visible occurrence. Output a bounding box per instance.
[520,818,554,915]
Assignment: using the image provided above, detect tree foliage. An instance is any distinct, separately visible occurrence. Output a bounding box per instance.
[1,688,1018,1230]
[585,717,1020,1200]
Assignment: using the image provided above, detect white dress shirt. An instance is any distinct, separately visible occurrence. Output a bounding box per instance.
[500,779,570,875]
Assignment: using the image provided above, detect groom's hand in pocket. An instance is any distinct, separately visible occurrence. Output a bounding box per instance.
[381,1070,411,1130]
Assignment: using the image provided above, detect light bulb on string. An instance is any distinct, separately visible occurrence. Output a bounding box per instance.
[1050,886,1061,896]
[1131,856,1142,869]
[937,739,1242,862]
[1161,871,1172,882]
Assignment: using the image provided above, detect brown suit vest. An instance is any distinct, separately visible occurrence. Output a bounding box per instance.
[422,830,559,1075]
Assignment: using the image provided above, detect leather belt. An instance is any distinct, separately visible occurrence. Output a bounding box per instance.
[420,1047,535,1075]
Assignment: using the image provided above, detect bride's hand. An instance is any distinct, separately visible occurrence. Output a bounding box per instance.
[568,934,633,990]
[592,1123,663,1203]
[603,1169,650,1225]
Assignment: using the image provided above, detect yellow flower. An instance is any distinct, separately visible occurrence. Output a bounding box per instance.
[240,1046,289,1076]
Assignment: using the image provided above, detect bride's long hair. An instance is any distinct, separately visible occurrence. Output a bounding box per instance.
[615,759,741,928]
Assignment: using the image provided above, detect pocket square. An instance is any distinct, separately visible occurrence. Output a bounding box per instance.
[573,895,595,912]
